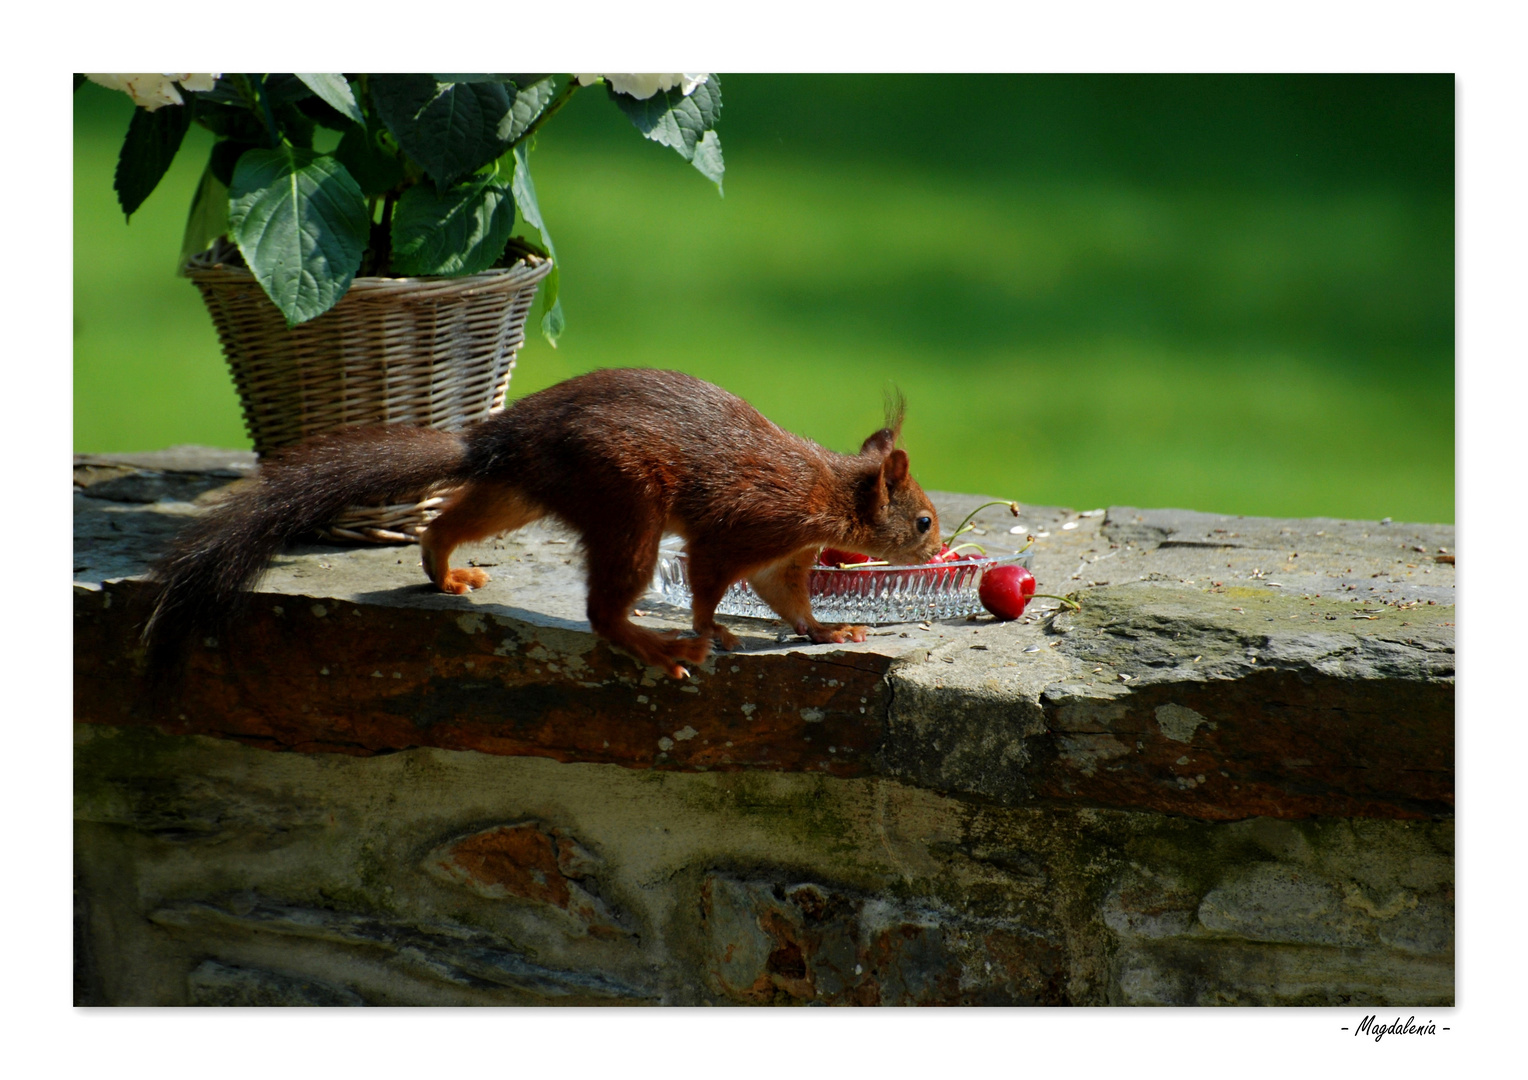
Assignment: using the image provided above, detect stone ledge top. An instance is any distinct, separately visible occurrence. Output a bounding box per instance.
[74,447,1455,821]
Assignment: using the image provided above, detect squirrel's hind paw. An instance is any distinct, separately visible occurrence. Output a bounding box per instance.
[437,567,490,595]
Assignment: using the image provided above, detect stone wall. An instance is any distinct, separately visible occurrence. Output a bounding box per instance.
[73,449,1454,1006]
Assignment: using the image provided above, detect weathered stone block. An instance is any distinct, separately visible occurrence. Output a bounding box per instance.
[701,874,1067,1005]
[1113,938,1453,1007]
[151,896,649,1004]
[187,960,364,1006]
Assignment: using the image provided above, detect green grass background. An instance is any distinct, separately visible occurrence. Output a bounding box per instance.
[73,74,1454,522]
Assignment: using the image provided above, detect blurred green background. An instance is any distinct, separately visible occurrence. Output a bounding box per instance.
[73,74,1454,522]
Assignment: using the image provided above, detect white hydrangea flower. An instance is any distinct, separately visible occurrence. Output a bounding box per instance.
[170,73,220,93]
[85,73,221,111]
[574,73,709,100]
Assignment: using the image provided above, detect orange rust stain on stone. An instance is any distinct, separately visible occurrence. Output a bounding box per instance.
[435,823,572,908]
[758,908,814,1000]
[425,822,627,939]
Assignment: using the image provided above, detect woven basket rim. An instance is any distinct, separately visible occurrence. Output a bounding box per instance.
[183,246,553,298]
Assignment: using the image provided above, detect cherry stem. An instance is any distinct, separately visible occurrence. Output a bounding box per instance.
[1031,593,1082,612]
[945,500,1020,546]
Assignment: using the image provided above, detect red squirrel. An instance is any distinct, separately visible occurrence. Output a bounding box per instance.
[143,368,941,680]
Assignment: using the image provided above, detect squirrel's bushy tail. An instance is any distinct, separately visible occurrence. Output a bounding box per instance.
[142,425,471,682]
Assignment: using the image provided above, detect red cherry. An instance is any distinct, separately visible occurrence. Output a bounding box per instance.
[819,547,869,567]
[979,565,1036,620]
[930,545,987,564]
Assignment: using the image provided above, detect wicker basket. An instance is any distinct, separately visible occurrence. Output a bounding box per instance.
[185,242,552,543]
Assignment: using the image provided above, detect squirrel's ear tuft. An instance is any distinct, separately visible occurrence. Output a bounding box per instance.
[859,388,907,456]
[883,388,906,440]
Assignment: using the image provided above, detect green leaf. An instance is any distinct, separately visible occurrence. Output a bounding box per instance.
[196,75,257,108]
[114,102,192,220]
[274,100,316,148]
[209,141,258,187]
[228,147,370,326]
[192,98,268,143]
[201,73,310,111]
[539,275,566,343]
[609,77,725,190]
[498,76,556,144]
[294,73,364,125]
[371,76,514,187]
[691,129,725,193]
[429,74,553,88]
[511,144,563,345]
[334,122,404,196]
[178,159,229,271]
[390,172,516,277]
[261,75,314,107]
[296,93,352,132]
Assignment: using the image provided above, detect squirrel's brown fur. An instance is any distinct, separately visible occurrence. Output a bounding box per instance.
[143,368,941,680]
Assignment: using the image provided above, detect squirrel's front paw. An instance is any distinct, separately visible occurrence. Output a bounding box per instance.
[656,633,713,678]
[698,624,740,652]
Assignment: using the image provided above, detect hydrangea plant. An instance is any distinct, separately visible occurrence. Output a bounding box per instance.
[79,73,724,341]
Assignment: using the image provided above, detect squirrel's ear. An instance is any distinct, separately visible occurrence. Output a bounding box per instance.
[860,449,911,519]
[860,428,896,456]
[881,448,910,492]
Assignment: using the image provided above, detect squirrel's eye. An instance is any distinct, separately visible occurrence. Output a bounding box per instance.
[916,516,932,533]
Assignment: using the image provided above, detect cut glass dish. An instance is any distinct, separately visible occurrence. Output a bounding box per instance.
[650,540,1033,624]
